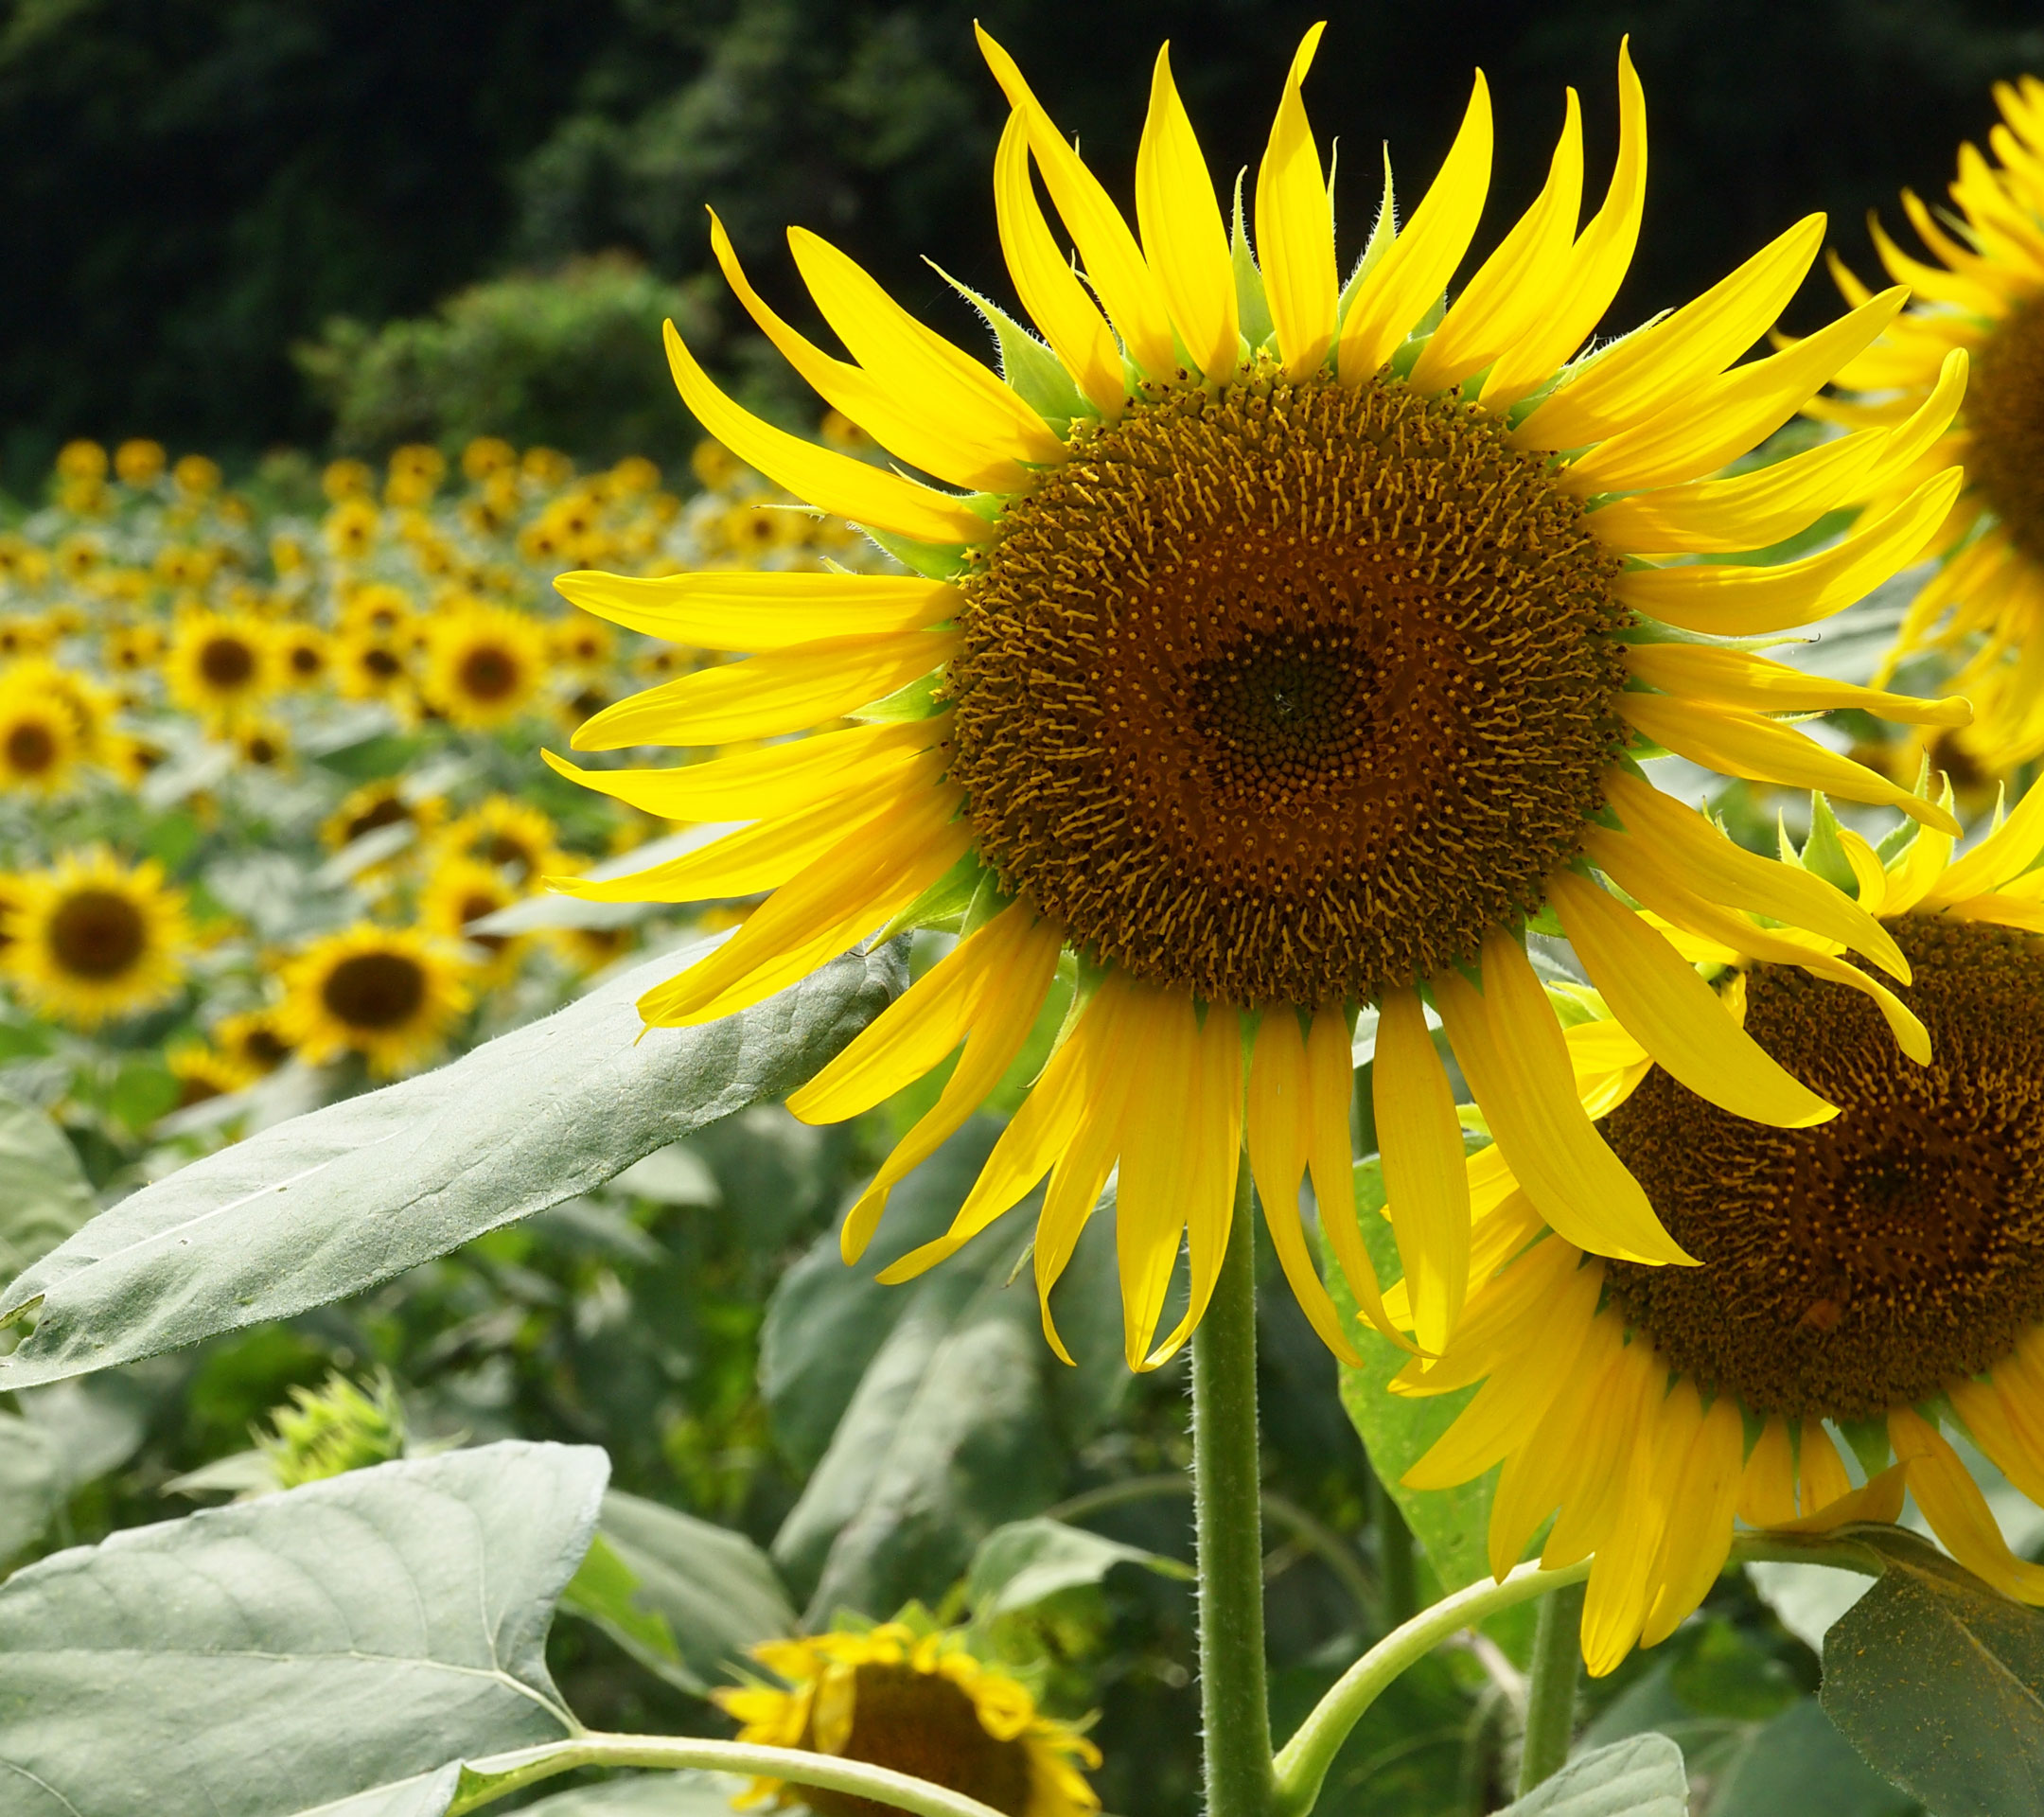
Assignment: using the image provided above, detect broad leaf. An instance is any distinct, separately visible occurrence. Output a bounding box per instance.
[0,1092,97,1277]
[515,1773,744,1817]
[1820,1523,2044,1817]
[0,938,903,1389]
[765,1120,1128,1625]
[1501,1735,1687,1816]
[561,1489,796,1695]
[0,1412,59,1562]
[966,1517,1189,1618]
[0,1439,605,1817]
[1708,1698,1914,1817]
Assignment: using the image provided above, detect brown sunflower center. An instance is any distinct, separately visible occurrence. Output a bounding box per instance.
[458,644,520,701]
[199,635,256,688]
[320,951,428,1030]
[947,370,1630,1005]
[290,644,324,677]
[49,889,147,979]
[239,1026,291,1067]
[458,891,509,952]
[1966,291,2044,563]
[7,720,58,774]
[1601,915,2044,1419]
[361,647,404,681]
[798,1663,1034,1817]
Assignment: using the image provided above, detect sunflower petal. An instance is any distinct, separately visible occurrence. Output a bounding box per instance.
[1137,44,1240,382]
[1374,986,1471,1354]
[1256,24,1340,379]
[555,569,960,650]
[1891,1408,2044,1603]
[1624,641,1971,729]
[1639,1393,1744,1647]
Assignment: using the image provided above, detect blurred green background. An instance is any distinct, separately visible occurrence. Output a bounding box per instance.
[5,0,2042,487]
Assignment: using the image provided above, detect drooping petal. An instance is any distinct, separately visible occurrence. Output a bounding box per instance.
[1308,1003,1410,1350]
[1638,1393,1745,1647]
[1891,1408,2044,1603]
[1374,986,1471,1353]
[1623,641,1971,729]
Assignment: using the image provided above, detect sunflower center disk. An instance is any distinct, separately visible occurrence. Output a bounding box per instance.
[48,889,147,979]
[800,1663,1034,1817]
[321,952,429,1030]
[6,722,56,773]
[1602,917,2044,1419]
[1966,291,2044,564]
[199,635,256,688]
[948,371,1630,1005]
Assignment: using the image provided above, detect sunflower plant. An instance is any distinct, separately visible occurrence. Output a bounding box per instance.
[7,26,2044,1817]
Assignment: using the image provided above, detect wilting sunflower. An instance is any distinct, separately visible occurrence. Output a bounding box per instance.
[275,924,472,1076]
[439,795,567,885]
[0,690,79,794]
[715,1622,1100,1817]
[1395,782,2044,1674]
[550,29,1968,1368]
[1,847,192,1029]
[165,609,277,726]
[1826,75,2044,765]
[421,599,548,730]
[419,856,528,985]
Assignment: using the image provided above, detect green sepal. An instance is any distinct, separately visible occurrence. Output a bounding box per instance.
[959,866,1015,941]
[860,524,972,579]
[875,848,992,943]
[1799,794,1861,894]
[927,261,1092,429]
[1836,1416,1893,1479]
[1524,903,1568,938]
[851,667,947,724]
[1230,169,1276,355]
[1338,144,1399,320]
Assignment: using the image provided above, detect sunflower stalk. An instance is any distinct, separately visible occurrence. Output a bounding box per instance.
[1514,1579,1586,1794]
[1190,1163,1276,1817]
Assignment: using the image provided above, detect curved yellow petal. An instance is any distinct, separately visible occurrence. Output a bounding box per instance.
[1549,869,1835,1128]
[1434,927,1691,1266]
[1736,1415,1799,1526]
[1308,1003,1411,1352]
[1373,986,1471,1355]
[1136,44,1240,382]
[1798,1420,1853,1515]
[1581,1376,1699,1675]
[1859,346,1970,492]
[555,569,960,650]
[1337,72,1493,384]
[661,320,990,547]
[1256,24,1339,380]
[1588,427,1886,556]
[1623,641,1971,729]
[1112,988,1205,1368]
[1924,770,2044,905]
[1639,1393,1745,1647]
[1891,1408,2044,1604]
[1487,1312,1625,1578]
[572,630,956,750]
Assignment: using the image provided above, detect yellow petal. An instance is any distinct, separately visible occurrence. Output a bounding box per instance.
[1373,986,1471,1354]
[1891,1408,2044,1603]
[1486,1310,1625,1578]
[1338,72,1493,384]
[1949,1375,2044,1508]
[1619,692,1962,834]
[572,630,956,750]
[1926,767,2044,904]
[1735,1414,1798,1526]
[1614,468,1963,637]
[977,26,1178,380]
[1860,346,1970,493]
[1588,427,1885,555]
[1308,1004,1411,1351]
[1623,640,1971,729]
[1256,25,1340,379]
[555,569,960,651]
[1772,1462,1908,1533]
[1581,1376,1699,1675]
[1111,990,1207,1368]
[1479,43,1647,408]
[1136,44,1240,382]
[1639,1393,1744,1647]
[992,109,1125,415]
[539,718,945,822]
[1543,1336,1663,1570]
[1797,1420,1853,1515]
[1548,869,1835,1128]
[661,320,990,548]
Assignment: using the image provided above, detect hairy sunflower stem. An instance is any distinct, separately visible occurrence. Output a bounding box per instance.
[1515,1579,1586,1794]
[1373,1477,1418,1631]
[445,1735,1005,1817]
[1192,1162,1274,1817]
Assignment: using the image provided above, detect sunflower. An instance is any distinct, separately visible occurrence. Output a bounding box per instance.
[715,1621,1100,1817]
[1819,75,2044,764]
[167,1042,254,1109]
[332,628,417,714]
[419,856,528,985]
[102,623,166,676]
[1392,780,2044,1674]
[275,924,472,1076]
[2,848,192,1029]
[0,690,79,794]
[548,29,1969,1369]
[235,718,291,770]
[276,624,331,689]
[115,439,165,486]
[5,659,113,761]
[164,609,276,725]
[421,599,548,729]
[439,795,568,884]
[321,780,445,858]
[551,615,615,673]
[214,1005,293,1074]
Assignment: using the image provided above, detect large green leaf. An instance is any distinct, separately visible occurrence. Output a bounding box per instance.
[561,1489,797,1695]
[764,1120,1128,1625]
[515,1774,743,1817]
[0,1439,604,1817]
[0,1092,97,1277]
[965,1517,1189,1618]
[1819,1523,2044,1816]
[1707,1698,1915,1817]
[0,938,903,1389]
[1326,1157,1493,1592]
[1501,1736,1687,1816]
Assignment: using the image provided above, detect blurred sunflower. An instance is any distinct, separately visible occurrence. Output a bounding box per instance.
[0,615,53,661]
[550,29,1968,1367]
[276,924,472,1076]
[8,659,114,762]
[321,780,445,857]
[419,856,527,985]
[339,584,414,644]
[276,624,331,689]
[114,438,165,486]
[440,795,567,884]
[551,615,615,673]
[165,609,276,726]
[2,847,191,1029]
[214,1005,293,1074]
[167,1042,253,1109]
[0,691,79,794]
[1396,782,2044,1674]
[235,719,291,770]
[102,623,166,676]
[332,629,416,714]
[1826,76,2044,763]
[422,599,547,730]
[716,1621,1099,1817]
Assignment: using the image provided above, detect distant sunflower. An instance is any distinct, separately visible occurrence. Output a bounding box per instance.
[1827,76,2044,763]
[439,795,567,884]
[716,1622,1100,1817]
[214,1005,293,1074]
[276,625,331,689]
[276,925,472,1076]
[167,1043,253,1109]
[419,856,527,985]
[2,848,191,1029]
[102,624,165,676]
[423,600,548,729]
[5,660,113,762]
[1396,782,2044,1674]
[321,780,444,858]
[0,691,79,794]
[332,628,415,714]
[550,29,1968,1367]
[165,609,276,726]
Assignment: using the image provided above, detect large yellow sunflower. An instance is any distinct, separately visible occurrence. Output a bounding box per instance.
[164,609,277,726]
[715,1621,1100,1817]
[548,29,1969,1369]
[1825,75,2044,764]
[275,924,472,1077]
[1394,780,2044,1674]
[1,847,192,1029]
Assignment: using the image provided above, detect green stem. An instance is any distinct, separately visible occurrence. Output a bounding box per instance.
[1192,1164,1274,1817]
[1515,1579,1585,1795]
[1373,1476,1418,1631]
[446,1735,1007,1817]
[1270,1559,1592,1817]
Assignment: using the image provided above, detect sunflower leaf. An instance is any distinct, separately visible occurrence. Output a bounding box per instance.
[0,1091,97,1277]
[0,936,905,1389]
[1494,1735,1687,1816]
